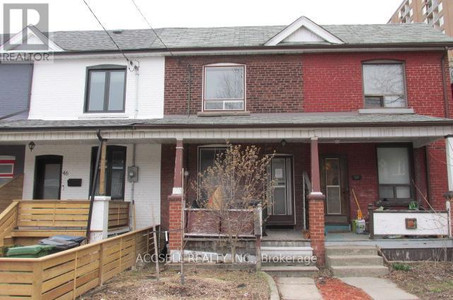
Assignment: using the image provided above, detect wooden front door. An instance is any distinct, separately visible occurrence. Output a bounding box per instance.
[320,156,349,224]
[267,156,294,225]
[33,155,63,199]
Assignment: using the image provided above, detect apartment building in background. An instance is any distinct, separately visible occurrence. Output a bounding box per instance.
[389,0,453,85]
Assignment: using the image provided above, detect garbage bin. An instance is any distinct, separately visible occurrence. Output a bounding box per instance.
[39,235,85,251]
[6,244,55,258]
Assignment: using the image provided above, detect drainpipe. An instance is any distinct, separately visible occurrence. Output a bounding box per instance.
[441,49,449,119]
[131,143,137,230]
[86,130,105,241]
[442,49,453,190]
[133,61,140,119]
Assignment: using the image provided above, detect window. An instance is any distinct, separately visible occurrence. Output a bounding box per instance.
[203,64,245,111]
[90,146,126,199]
[85,66,126,113]
[377,146,412,204]
[197,146,227,202]
[0,156,15,178]
[363,63,406,108]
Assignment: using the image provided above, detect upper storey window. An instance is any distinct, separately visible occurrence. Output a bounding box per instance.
[363,63,406,108]
[85,66,126,113]
[203,64,245,111]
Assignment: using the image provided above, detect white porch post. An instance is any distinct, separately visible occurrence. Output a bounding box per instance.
[89,196,111,242]
[446,137,453,191]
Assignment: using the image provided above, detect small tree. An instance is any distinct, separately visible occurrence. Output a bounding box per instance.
[194,144,274,262]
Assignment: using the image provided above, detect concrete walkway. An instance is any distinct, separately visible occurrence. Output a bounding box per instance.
[340,277,419,300]
[275,277,322,300]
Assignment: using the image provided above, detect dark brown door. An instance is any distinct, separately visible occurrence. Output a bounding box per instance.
[33,155,63,199]
[320,156,349,224]
[267,156,294,225]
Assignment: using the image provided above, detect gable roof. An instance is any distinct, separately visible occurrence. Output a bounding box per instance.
[0,25,63,52]
[264,16,344,46]
[1,22,452,53]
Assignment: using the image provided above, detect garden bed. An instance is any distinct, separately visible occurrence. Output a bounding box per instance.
[386,261,453,299]
[83,266,269,299]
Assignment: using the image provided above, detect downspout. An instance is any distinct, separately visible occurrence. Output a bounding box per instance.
[187,64,192,116]
[131,143,137,230]
[133,61,140,119]
[441,49,453,190]
[441,49,449,118]
[86,130,105,241]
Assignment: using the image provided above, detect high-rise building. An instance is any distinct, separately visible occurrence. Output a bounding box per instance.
[389,0,453,84]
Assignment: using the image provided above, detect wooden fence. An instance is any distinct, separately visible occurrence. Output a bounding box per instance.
[0,201,18,246]
[0,226,156,299]
[108,201,130,230]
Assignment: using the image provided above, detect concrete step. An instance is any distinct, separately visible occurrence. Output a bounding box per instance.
[261,246,313,260]
[326,255,384,267]
[331,265,389,277]
[262,265,319,277]
[326,246,377,256]
[261,240,311,247]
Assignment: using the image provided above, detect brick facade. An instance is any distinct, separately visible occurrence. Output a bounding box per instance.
[162,49,452,246]
[303,51,452,116]
[165,51,452,117]
[164,55,303,115]
[426,140,449,210]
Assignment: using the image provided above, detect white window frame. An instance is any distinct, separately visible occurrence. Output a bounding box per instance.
[202,63,246,112]
[362,61,407,109]
[0,156,15,178]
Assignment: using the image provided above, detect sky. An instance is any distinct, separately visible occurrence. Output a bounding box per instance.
[0,0,402,33]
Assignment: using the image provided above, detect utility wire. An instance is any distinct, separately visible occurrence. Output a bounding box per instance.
[81,0,134,67]
[130,0,173,56]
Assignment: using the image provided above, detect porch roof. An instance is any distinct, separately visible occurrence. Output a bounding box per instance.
[0,112,452,131]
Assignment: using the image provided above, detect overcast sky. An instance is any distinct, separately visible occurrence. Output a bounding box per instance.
[0,0,402,33]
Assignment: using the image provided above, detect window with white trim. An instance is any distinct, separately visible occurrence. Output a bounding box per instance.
[203,64,245,111]
[377,146,412,204]
[0,156,15,178]
[363,63,407,108]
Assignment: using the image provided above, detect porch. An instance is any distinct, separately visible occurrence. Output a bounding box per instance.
[160,113,453,266]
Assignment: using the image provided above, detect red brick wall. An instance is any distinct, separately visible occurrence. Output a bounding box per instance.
[303,51,450,116]
[426,140,449,211]
[164,51,451,117]
[164,55,303,115]
[413,147,429,207]
[160,144,176,230]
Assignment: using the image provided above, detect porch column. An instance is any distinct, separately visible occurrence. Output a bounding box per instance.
[308,137,326,266]
[168,139,184,254]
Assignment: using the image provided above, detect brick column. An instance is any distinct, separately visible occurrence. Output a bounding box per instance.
[168,139,184,253]
[308,137,326,267]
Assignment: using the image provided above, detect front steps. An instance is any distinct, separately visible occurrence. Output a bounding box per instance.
[261,239,319,277]
[326,246,389,277]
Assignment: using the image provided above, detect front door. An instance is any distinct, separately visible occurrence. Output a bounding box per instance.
[267,156,294,225]
[321,156,349,225]
[33,155,63,199]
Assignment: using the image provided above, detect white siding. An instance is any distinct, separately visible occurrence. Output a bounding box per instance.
[28,57,164,120]
[22,143,161,229]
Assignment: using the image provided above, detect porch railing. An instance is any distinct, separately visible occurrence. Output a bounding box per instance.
[369,209,450,238]
[184,206,262,238]
[108,201,130,230]
[0,226,156,299]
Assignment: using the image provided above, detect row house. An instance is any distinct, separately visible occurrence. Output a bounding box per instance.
[1,17,453,264]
